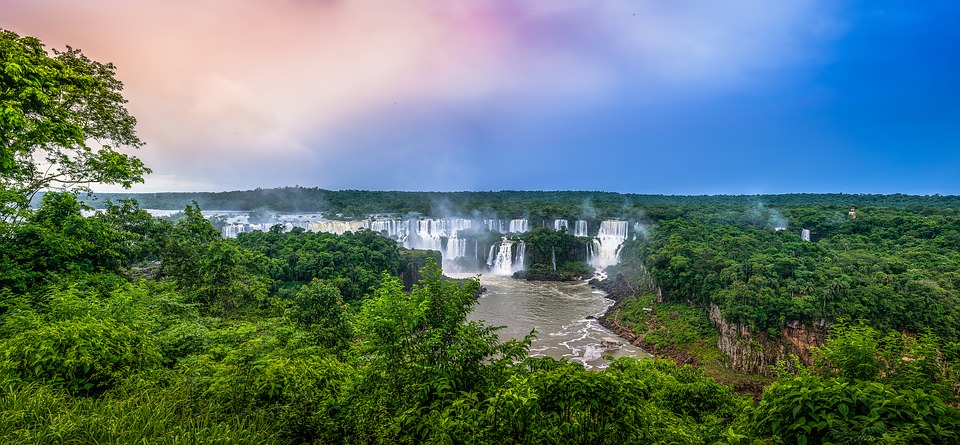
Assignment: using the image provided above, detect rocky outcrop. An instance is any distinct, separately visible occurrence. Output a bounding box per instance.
[399,249,442,290]
[595,260,661,304]
[710,304,827,374]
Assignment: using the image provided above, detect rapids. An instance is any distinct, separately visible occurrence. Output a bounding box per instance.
[456,273,649,370]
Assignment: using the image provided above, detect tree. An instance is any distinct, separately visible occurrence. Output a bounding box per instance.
[1,29,148,224]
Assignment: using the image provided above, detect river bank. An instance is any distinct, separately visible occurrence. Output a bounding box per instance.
[595,272,770,398]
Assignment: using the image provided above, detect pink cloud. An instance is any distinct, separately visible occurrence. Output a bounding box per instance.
[3,0,840,191]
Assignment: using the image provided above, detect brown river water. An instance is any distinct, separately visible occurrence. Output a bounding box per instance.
[450,273,650,370]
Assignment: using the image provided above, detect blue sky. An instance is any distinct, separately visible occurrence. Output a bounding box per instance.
[5,0,959,194]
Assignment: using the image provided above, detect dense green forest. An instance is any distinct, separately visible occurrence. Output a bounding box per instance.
[85,187,960,219]
[4,193,959,443]
[4,28,960,443]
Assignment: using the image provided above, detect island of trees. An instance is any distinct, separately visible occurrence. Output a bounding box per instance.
[1,28,959,444]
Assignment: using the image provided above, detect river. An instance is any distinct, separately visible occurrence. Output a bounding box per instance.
[449,273,649,370]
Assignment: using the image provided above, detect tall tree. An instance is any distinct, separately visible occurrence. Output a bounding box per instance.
[1,29,148,225]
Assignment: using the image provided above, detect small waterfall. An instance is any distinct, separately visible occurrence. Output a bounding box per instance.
[486,244,497,268]
[508,219,529,233]
[445,237,467,260]
[491,241,514,275]
[485,219,505,233]
[551,246,556,271]
[223,221,307,238]
[370,218,406,239]
[589,220,629,270]
[574,220,589,237]
[632,222,648,240]
[514,241,525,271]
[554,219,569,231]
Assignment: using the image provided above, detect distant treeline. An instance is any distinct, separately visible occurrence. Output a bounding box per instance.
[84,187,960,218]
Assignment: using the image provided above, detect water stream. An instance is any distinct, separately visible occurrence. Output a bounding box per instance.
[452,273,649,370]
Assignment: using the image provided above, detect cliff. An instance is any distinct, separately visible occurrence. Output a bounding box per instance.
[399,249,442,290]
[709,304,827,374]
[600,260,827,375]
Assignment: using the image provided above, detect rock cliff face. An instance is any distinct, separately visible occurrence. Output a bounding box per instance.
[709,304,827,374]
[600,259,829,374]
[399,249,442,290]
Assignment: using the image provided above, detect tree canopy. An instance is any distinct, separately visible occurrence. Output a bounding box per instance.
[1,29,148,224]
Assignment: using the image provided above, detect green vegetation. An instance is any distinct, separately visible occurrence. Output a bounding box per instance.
[3,30,959,443]
[516,226,593,280]
[1,29,148,227]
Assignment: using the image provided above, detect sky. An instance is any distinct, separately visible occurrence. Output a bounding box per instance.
[5,0,959,194]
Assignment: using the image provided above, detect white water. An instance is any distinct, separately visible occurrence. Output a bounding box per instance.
[491,240,514,275]
[462,274,648,369]
[508,219,529,233]
[590,220,629,270]
[574,220,589,237]
[216,213,633,274]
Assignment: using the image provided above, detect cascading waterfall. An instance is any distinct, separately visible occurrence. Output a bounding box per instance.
[221,214,637,275]
[508,219,529,233]
[514,241,525,271]
[445,237,467,261]
[491,240,514,275]
[574,220,589,237]
[485,219,505,233]
[488,239,526,275]
[222,222,308,238]
[589,220,629,270]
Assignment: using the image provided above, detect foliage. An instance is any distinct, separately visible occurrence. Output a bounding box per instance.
[630,206,960,342]
[518,227,593,280]
[812,320,960,402]
[1,29,148,225]
[749,375,960,444]
[236,227,403,301]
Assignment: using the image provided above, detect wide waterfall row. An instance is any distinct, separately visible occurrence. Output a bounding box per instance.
[221,216,635,274]
[222,222,304,238]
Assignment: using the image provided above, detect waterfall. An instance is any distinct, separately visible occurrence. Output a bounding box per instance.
[514,241,525,271]
[554,219,568,231]
[222,221,307,238]
[508,219,529,233]
[486,244,497,267]
[551,246,556,271]
[574,220,589,237]
[485,219,505,233]
[589,220,629,270]
[445,237,467,260]
[632,222,648,240]
[310,220,368,234]
[491,241,514,275]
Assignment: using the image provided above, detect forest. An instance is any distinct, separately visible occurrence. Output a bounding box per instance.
[86,187,960,219]
[3,28,960,444]
[2,193,959,444]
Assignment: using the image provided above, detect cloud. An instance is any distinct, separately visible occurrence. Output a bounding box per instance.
[4,0,842,191]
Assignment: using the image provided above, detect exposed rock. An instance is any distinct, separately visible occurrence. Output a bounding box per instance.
[709,304,827,374]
